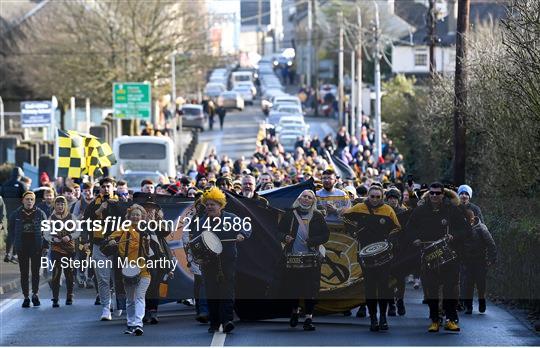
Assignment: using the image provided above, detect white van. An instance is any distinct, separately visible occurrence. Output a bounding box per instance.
[110,136,176,178]
[231,71,253,88]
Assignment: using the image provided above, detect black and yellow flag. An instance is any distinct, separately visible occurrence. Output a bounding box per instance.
[55,129,116,178]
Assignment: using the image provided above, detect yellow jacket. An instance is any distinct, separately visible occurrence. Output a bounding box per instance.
[109,227,150,278]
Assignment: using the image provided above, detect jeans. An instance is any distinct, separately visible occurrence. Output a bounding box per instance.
[92,244,113,309]
[18,249,41,297]
[364,266,392,318]
[422,262,460,321]
[194,274,208,316]
[51,251,74,300]
[462,261,487,308]
[125,276,151,327]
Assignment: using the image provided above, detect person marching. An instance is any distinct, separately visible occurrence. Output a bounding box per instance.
[189,187,251,333]
[7,191,48,307]
[106,204,151,336]
[44,196,80,307]
[343,185,401,331]
[278,190,330,331]
[407,182,469,332]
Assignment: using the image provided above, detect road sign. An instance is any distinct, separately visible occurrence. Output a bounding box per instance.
[20,101,52,128]
[112,82,151,120]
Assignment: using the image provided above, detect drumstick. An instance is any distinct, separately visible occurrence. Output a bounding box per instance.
[220,239,238,242]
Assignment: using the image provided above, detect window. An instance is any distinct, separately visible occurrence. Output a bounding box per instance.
[414,50,428,67]
[118,143,166,159]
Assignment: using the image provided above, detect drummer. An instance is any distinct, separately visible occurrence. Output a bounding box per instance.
[189,187,251,334]
[343,184,400,332]
[407,182,468,333]
[278,190,329,331]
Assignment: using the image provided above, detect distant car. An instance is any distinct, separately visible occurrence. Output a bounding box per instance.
[266,111,290,126]
[218,91,244,111]
[279,133,304,152]
[261,89,286,115]
[319,84,338,98]
[181,104,206,130]
[275,104,303,115]
[233,85,254,105]
[119,171,164,193]
[236,82,257,97]
[275,115,309,135]
[204,83,226,98]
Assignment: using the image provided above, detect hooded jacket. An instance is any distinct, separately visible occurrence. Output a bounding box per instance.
[1,167,26,216]
[462,218,497,264]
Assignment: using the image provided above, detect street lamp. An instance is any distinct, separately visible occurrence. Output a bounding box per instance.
[171,50,183,169]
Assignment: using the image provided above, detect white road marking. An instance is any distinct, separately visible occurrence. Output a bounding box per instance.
[0,298,17,314]
[210,331,227,347]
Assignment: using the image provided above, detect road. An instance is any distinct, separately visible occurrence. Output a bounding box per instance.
[1,280,537,346]
[198,103,337,161]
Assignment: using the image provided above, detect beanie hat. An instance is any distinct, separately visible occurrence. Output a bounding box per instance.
[385,188,402,200]
[201,187,227,207]
[458,185,473,198]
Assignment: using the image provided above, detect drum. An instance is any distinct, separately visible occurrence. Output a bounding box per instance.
[285,252,321,269]
[189,231,223,265]
[421,238,457,272]
[122,264,141,286]
[358,241,393,269]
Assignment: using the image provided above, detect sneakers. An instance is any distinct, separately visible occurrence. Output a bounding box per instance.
[397,299,406,316]
[370,317,379,332]
[387,303,397,317]
[465,307,472,315]
[124,326,134,335]
[223,321,235,333]
[379,315,389,330]
[22,298,31,308]
[428,321,440,332]
[52,299,60,308]
[114,309,123,317]
[196,314,209,324]
[444,320,460,332]
[356,304,367,318]
[133,326,144,336]
[94,295,101,306]
[31,294,40,306]
[100,307,112,321]
[289,312,299,327]
[303,317,315,331]
[208,325,219,333]
[479,299,486,313]
[413,278,421,289]
[343,310,352,316]
[66,296,73,305]
[149,311,159,324]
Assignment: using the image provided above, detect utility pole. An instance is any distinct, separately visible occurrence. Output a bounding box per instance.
[313,0,320,117]
[373,2,382,160]
[258,0,264,56]
[70,97,76,131]
[0,96,4,137]
[356,5,362,138]
[350,50,356,137]
[338,11,344,128]
[85,98,91,133]
[306,0,312,87]
[428,0,437,75]
[453,0,470,185]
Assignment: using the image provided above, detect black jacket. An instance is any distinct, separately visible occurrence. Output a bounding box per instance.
[278,209,330,253]
[1,168,26,216]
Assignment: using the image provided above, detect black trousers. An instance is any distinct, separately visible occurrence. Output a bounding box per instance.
[283,266,321,315]
[422,262,460,321]
[202,259,235,327]
[363,266,392,317]
[51,251,74,300]
[462,261,487,307]
[18,249,41,297]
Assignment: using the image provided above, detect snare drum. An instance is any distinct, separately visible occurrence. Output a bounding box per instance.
[358,241,393,269]
[285,252,320,269]
[189,231,223,265]
[421,238,456,272]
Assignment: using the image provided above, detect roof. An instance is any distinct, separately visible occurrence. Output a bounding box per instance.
[395,1,427,29]
[396,2,508,47]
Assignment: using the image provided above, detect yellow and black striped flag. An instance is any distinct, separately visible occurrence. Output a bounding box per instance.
[55,129,116,178]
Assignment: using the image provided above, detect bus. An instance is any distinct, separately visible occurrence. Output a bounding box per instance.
[109,136,176,178]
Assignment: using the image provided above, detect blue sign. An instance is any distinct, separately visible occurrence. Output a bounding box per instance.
[20,101,53,128]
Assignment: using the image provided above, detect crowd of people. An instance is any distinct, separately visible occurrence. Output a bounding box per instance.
[0,113,496,336]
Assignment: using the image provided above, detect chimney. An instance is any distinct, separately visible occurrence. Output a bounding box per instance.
[447,0,458,34]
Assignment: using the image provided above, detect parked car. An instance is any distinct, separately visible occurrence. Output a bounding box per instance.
[275,115,309,136]
[181,104,206,130]
[218,91,244,111]
[275,104,303,115]
[233,85,254,105]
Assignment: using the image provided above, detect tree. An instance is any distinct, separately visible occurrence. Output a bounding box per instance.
[8,0,216,106]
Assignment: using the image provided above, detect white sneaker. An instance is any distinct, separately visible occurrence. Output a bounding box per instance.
[100,307,112,321]
[413,278,421,289]
[114,309,123,317]
[406,275,414,284]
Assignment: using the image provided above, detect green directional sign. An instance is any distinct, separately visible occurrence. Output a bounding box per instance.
[113,82,151,120]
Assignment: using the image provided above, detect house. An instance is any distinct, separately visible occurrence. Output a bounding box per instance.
[391,0,508,76]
